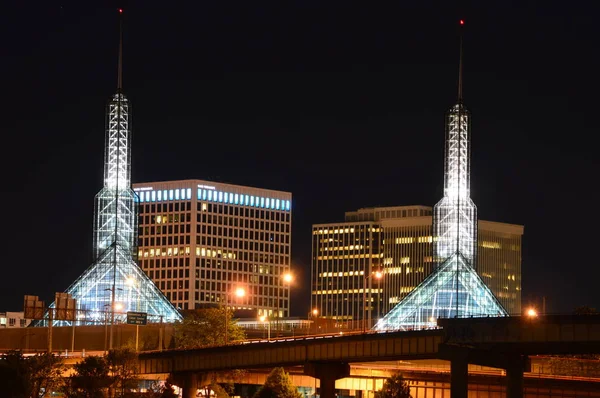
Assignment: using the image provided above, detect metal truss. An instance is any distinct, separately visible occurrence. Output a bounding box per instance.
[32,92,181,327]
[374,103,507,331]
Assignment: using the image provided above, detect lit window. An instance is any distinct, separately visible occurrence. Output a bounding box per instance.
[234,194,239,204]
[157,190,162,201]
[245,195,249,205]
[218,191,223,202]
[250,196,255,206]
[202,203,207,211]
[224,192,229,203]
[186,188,191,199]
[175,189,180,200]
[208,190,213,201]
[151,191,156,202]
[197,189,202,200]
[276,199,280,210]
[145,191,150,202]
[138,192,143,203]
[260,197,265,208]
[286,200,291,211]
[169,190,174,200]
[265,198,270,208]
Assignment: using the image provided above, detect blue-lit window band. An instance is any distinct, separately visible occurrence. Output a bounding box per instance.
[135,187,291,211]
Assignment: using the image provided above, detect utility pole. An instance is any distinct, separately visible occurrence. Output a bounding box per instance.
[47,308,53,354]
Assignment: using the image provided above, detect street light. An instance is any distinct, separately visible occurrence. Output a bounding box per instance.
[105,286,123,350]
[312,308,319,317]
[362,270,383,332]
[259,315,271,340]
[526,308,538,318]
[276,271,294,337]
[224,286,246,344]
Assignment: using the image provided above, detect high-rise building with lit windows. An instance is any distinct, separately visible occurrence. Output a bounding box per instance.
[132,180,292,318]
[311,205,523,325]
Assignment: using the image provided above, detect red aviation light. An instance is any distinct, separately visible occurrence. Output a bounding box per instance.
[460,19,464,25]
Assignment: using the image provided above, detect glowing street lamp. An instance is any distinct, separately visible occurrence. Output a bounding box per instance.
[260,315,271,340]
[363,270,384,332]
[235,287,246,298]
[225,286,246,344]
[526,308,538,317]
[276,272,294,337]
[312,308,319,317]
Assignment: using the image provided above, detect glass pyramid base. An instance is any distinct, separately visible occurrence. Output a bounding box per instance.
[33,245,181,326]
[374,253,507,331]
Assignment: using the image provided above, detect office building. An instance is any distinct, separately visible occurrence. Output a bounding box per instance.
[311,205,523,325]
[0,312,31,328]
[133,180,293,318]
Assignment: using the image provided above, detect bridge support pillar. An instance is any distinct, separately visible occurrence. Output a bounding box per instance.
[505,356,528,398]
[180,372,198,398]
[304,362,350,398]
[450,353,468,398]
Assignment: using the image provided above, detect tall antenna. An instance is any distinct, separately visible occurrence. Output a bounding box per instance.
[455,19,465,316]
[458,19,464,103]
[117,8,124,90]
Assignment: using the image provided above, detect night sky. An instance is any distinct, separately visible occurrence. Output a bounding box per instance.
[2,1,598,316]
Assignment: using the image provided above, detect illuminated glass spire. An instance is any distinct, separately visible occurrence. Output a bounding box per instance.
[375,22,507,331]
[42,10,181,326]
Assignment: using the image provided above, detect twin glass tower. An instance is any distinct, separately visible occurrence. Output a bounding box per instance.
[375,24,507,331]
[48,12,181,325]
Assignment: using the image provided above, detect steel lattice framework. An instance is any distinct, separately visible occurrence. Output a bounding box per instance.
[35,91,182,327]
[33,33,182,326]
[434,104,477,265]
[93,93,136,257]
[374,48,508,330]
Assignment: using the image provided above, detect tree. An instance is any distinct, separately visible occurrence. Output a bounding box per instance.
[160,376,179,398]
[0,351,29,398]
[0,351,64,398]
[174,307,246,348]
[28,353,65,397]
[375,373,412,398]
[252,367,303,398]
[574,306,598,315]
[107,347,140,396]
[64,355,112,398]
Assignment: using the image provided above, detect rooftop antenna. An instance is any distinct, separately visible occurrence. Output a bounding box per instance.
[458,19,464,103]
[117,8,124,91]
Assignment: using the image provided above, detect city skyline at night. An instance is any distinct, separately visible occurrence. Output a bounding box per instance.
[1,2,598,317]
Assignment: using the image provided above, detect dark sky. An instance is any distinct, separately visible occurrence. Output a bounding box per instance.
[1,1,598,316]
